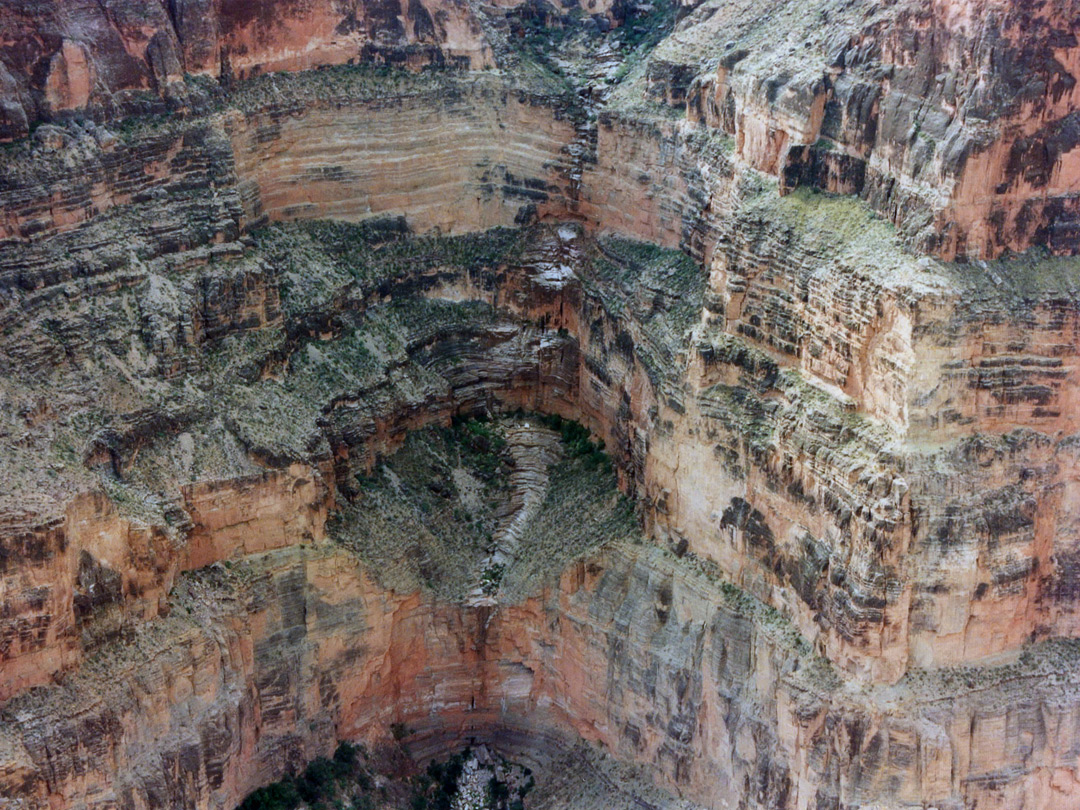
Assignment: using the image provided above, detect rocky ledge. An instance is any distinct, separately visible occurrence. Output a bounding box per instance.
[0,2,1079,810]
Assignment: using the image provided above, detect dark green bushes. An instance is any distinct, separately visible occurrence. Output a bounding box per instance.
[481,563,506,594]
[536,413,610,471]
[448,416,508,480]
[236,742,369,810]
[237,780,301,810]
[487,776,510,806]
[616,0,678,55]
[411,750,468,810]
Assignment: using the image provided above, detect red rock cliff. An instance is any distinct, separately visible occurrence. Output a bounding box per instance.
[0,2,1078,809]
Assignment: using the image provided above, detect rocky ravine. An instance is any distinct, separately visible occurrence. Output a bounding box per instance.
[1,1,1080,810]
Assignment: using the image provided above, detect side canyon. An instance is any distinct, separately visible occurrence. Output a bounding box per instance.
[1,1,1079,809]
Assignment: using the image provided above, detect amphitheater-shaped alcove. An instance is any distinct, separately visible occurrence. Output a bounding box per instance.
[4,4,1080,809]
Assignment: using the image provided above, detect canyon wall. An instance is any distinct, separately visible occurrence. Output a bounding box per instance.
[0,69,575,294]
[6,534,1080,810]
[568,107,1080,680]
[0,1,1079,809]
[5,0,1079,258]
[0,0,496,140]
[1,202,1078,809]
[646,0,1080,260]
[227,79,577,232]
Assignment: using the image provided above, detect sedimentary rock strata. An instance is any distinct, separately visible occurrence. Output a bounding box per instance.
[0,1,1079,809]
[0,0,496,140]
[675,0,1080,260]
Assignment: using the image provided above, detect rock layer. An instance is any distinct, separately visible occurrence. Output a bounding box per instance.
[0,2,1079,810]
[671,0,1080,259]
[0,0,495,139]
[6,533,1080,810]
[1,210,1078,808]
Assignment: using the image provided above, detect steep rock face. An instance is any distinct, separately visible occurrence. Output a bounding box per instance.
[0,218,1077,808]
[662,0,1080,259]
[581,110,1080,441]
[4,0,1076,258]
[0,70,576,297]
[568,108,1080,678]
[3,0,1072,260]
[2,205,1077,702]
[505,549,1080,810]
[0,463,331,704]
[6,535,1080,810]
[227,81,577,232]
[0,4,1078,810]
[0,0,495,139]
[0,492,175,704]
[182,463,332,570]
[0,121,248,291]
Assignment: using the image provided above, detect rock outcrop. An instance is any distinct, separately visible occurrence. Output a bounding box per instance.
[0,0,496,140]
[0,2,1079,809]
[671,0,1080,259]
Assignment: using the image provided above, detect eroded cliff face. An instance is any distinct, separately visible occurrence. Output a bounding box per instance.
[7,487,1080,810]
[0,68,578,278]
[669,0,1080,260]
[0,0,496,140]
[1,2,1080,809]
[2,210,1079,808]
[6,0,1078,258]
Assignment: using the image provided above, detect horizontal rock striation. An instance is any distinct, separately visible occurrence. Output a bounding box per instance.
[228,79,578,233]
[0,0,496,140]
[0,207,1077,809]
[6,534,1080,810]
[0,4,1079,810]
[8,0,1078,260]
[0,69,577,297]
[658,0,1080,259]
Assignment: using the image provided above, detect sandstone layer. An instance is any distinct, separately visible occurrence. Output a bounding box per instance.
[0,2,1079,810]
[0,0,496,140]
[4,0,1078,259]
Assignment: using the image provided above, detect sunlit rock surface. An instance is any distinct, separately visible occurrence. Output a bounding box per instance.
[1,1,1079,809]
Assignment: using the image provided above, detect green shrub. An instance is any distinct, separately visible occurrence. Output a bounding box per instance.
[237,780,301,810]
[333,741,358,767]
[536,414,611,470]
[488,776,511,806]
[297,757,337,804]
[481,563,506,594]
[418,751,466,810]
[447,416,508,480]
[236,741,373,810]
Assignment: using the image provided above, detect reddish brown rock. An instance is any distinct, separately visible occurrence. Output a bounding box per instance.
[0,2,1077,809]
[678,0,1080,259]
[0,0,495,140]
[4,539,1080,810]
